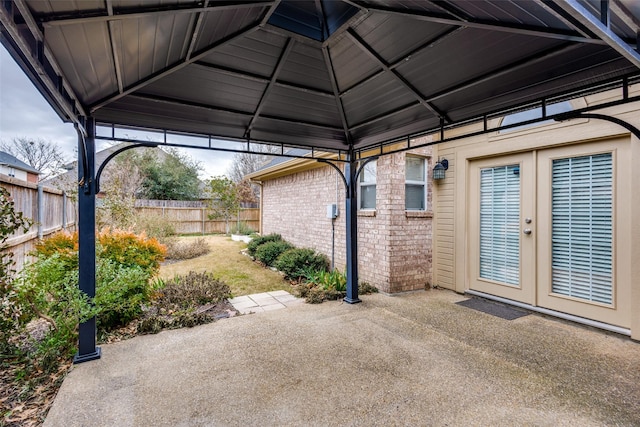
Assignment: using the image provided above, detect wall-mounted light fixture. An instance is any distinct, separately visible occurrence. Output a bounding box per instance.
[433,158,449,181]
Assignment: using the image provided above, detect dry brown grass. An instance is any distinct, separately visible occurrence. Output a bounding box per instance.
[159,235,293,296]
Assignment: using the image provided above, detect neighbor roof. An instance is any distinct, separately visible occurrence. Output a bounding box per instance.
[0,151,40,174]
[2,1,640,154]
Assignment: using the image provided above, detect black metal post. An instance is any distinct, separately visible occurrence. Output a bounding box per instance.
[74,117,101,364]
[344,151,361,304]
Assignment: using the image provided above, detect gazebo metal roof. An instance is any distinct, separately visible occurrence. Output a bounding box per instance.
[2,0,640,363]
[2,0,640,154]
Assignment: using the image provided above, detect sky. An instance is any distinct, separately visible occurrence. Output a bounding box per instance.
[0,45,234,180]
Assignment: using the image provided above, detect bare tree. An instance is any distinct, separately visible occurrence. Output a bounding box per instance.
[0,137,67,180]
[227,145,280,183]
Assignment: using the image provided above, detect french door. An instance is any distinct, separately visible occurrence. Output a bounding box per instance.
[468,153,535,305]
[467,142,629,328]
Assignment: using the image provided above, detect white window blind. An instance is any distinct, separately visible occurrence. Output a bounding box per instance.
[359,160,377,209]
[551,153,612,304]
[405,156,426,210]
[479,165,521,286]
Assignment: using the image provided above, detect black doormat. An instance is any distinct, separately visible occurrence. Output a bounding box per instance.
[456,297,530,320]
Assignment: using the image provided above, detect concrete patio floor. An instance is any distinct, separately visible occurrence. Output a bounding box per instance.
[44,289,640,426]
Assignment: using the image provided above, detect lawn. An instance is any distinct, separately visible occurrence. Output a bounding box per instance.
[160,235,293,296]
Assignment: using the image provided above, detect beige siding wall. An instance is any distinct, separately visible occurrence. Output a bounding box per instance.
[432,86,640,338]
[260,145,433,293]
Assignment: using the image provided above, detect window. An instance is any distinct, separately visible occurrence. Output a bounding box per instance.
[500,100,573,133]
[551,153,612,304]
[405,156,426,210]
[359,160,376,209]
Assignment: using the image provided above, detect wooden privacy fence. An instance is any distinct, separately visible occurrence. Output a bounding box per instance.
[135,203,259,235]
[1,175,77,271]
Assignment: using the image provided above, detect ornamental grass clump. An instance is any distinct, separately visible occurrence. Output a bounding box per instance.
[138,272,232,333]
[164,237,210,260]
[294,269,378,304]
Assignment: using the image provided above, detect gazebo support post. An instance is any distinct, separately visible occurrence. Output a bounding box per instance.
[73,117,101,364]
[344,150,361,304]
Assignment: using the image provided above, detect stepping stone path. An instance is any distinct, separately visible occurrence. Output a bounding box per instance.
[229,290,303,314]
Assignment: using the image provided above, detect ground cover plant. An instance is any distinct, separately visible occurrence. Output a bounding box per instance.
[1,232,249,426]
[160,235,292,296]
[245,232,377,303]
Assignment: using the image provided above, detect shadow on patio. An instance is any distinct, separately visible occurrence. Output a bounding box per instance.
[45,289,640,426]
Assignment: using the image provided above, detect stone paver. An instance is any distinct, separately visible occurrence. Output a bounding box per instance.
[229,290,300,314]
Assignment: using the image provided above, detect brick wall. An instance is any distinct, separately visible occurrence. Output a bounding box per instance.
[260,141,433,293]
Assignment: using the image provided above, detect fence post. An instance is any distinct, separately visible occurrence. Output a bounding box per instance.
[202,207,205,235]
[62,191,67,230]
[37,184,44,239]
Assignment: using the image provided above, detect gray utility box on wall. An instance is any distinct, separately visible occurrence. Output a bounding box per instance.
[326,204,338,219]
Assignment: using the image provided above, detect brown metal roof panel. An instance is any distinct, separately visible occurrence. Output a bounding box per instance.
[396,29,568,101]
[141,67,266,113]
[194,6,269,53]
[43,24,118,104]
[28,0,105,14]
[453,0,567,28]
[251,118,347,150]
[352,13,451,64]
[115,13,194,88]
[342,72,421,126]
[328,34,381,92]
[258,86,342,125]
[351,105,439,148]
[277,42,333,93]
[97,96,252,140]
[202,30,288,78]
[441,50,636,122]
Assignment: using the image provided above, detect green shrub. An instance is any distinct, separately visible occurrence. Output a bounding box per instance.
[17,253,95,365]
[95,260,150,331]
[165,237,210,260]
[246,233,282,256]
[275,248,329,280]
[254,240,293,267]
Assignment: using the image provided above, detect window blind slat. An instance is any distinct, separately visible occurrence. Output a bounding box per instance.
[551,153,612,304]
[479,165,520,286]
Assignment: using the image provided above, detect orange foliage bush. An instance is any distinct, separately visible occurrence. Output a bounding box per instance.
[97,228,166,275]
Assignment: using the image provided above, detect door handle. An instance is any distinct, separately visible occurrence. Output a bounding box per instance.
[523,228,532,235]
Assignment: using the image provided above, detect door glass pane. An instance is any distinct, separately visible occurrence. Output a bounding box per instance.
[551,153,612,304]
[479,165,521,286]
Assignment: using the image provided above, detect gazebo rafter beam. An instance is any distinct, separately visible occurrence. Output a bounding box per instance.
[193,61,335,98]
[349,0,618,45]
[346,28,450,122]
[128,93,343,132]
[322,46,352,145]
[40,1,274,27]
[244,38,295,137]
[549,0,640,69]
[89,21,262,113]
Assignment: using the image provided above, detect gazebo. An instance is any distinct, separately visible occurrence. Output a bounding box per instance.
[1,0,639,362]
